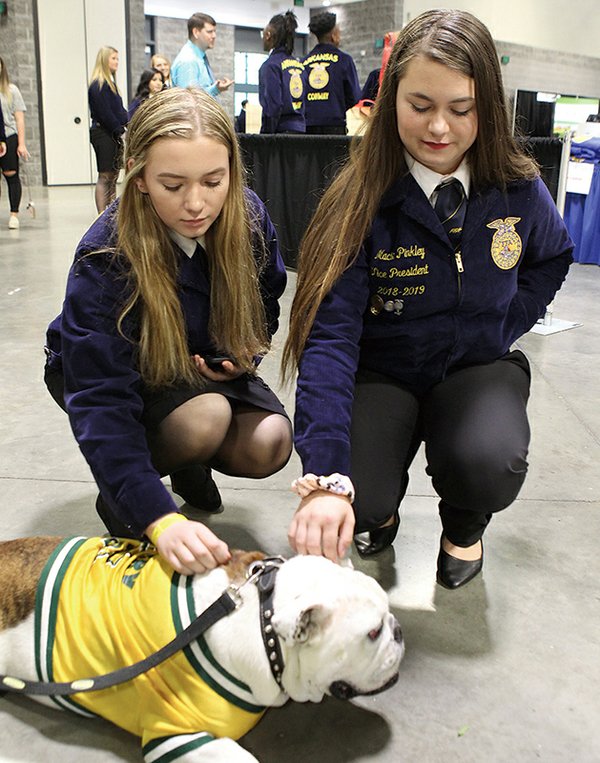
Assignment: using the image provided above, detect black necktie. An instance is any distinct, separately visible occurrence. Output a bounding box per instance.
[434,178,467,249]
[193,242,209,273]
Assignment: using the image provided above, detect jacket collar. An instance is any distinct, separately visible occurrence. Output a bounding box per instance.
[379,172,505,248]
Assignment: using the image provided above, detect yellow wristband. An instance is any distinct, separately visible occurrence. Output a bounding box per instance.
[148,513,188,546]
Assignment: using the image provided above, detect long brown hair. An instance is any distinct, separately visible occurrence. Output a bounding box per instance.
[117,87,268,388]
[282,8,538,380]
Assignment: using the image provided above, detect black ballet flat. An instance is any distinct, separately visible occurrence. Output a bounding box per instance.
[354,511,400,557]
[171,465,223,513]
[436,536,483,589]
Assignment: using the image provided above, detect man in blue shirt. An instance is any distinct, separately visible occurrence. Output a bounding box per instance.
[171,13,233,97]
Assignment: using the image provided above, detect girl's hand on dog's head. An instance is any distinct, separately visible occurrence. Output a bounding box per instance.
[154,519,231,575]
[288,492,355,564]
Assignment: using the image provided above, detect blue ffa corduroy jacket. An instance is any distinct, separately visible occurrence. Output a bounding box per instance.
[88,80,128,136]
[303,43,361,128]
[294,174,573,477]
[45,189,286,534]
[258,47,305,134]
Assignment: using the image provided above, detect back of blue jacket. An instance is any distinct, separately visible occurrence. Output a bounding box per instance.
[303,43,361,128]
[258,48,305,134]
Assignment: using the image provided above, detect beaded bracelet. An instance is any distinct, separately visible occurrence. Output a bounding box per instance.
[291,473,355,503]
[148,513,188,546]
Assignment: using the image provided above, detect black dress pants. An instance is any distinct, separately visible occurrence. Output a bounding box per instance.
[350,351,531,546]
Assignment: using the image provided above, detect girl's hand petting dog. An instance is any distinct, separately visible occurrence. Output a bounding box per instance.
[147,516,231,574]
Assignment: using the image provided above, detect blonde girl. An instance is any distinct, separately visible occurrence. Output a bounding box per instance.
[45,88,291,573]
[88,46,128,212]
[0,56,30,229]
[283,10,572,588]
[151,53,172,88]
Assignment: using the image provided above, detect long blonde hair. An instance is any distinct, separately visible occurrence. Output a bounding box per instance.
[0,56,12,105]
[90,46,119,94]
[282,8,538,380]
[117,87,268,388]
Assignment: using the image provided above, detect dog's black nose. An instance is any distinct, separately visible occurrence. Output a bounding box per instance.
[329,680,357,700]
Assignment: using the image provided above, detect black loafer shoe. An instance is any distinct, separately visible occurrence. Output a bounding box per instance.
[171,465,223,513]
[436,537,483,589]
[355,511,400,557]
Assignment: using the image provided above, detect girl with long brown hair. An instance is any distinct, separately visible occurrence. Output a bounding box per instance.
[45,88,291,573]
[283,9,572,588]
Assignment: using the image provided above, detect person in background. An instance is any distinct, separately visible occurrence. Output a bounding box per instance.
[170,13,233,97]
[0,56,30,229]
[44,88,291,575]
[151,53,172,88]
[283,9,573,589]
[0,98,7,157]
[88,46,128,213]
[303,11,361,135]
[259,11,305,134]
[128,67,165,121]
[235,99,248,133]
[360,68,381,102]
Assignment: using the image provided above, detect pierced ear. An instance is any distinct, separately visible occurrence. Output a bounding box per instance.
[134,176,148,194]
[273,603,332,645]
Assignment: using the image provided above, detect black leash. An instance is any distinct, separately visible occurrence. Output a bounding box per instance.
[1,592,236,696]
[0,556,286,698]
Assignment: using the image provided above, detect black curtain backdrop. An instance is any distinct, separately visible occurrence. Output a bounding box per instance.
[514,90,556,137]
[238,134,563,268]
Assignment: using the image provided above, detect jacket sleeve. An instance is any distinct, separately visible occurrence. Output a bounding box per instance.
[343,56,362,110]
[251,192,287,340]
[259,61,283,134]
[504,177,573,345]
[89,82,127,136]
[60,250,180,535]
[294,250,369,477]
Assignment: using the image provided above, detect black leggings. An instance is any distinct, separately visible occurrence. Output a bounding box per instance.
[350,351,531,546]
[1,134,22,213]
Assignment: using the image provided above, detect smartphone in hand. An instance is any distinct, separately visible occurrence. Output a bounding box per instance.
[204,355,234,371]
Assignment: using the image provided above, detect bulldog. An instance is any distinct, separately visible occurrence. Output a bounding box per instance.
[0,535,404,762]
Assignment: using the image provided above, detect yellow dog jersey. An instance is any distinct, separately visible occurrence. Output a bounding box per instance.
[35,537,265,761]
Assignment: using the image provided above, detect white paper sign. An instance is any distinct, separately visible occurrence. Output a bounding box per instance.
[566,161,594,195]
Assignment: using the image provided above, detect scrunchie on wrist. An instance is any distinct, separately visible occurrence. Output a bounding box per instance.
[291,473,355,503]
[148,513,188,546]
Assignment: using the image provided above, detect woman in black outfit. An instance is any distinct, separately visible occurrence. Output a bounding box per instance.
[88,46,128,212]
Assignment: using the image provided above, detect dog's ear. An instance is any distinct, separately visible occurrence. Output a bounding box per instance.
[272,602,332,644]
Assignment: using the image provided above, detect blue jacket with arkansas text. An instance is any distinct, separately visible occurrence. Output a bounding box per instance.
[303,43,361,128]
[258,47,305,134]
[294,174,573,477]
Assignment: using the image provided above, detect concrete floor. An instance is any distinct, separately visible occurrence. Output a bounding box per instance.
[0,186,599,762]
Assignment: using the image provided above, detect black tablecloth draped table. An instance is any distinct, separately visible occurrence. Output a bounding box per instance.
[238,134,563,268]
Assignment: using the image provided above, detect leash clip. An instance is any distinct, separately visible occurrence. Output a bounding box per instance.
[247,555,286,583]
[225,556,286,608]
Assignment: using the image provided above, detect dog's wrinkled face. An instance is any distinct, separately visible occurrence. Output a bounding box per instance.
[272,556,404,703]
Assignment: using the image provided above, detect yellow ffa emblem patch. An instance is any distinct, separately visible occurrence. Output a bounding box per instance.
[309,63,330,89]
[486,217,522,270]
[289,71,304,100]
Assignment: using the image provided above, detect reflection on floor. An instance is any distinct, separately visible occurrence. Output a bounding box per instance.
[1,186,599,762]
